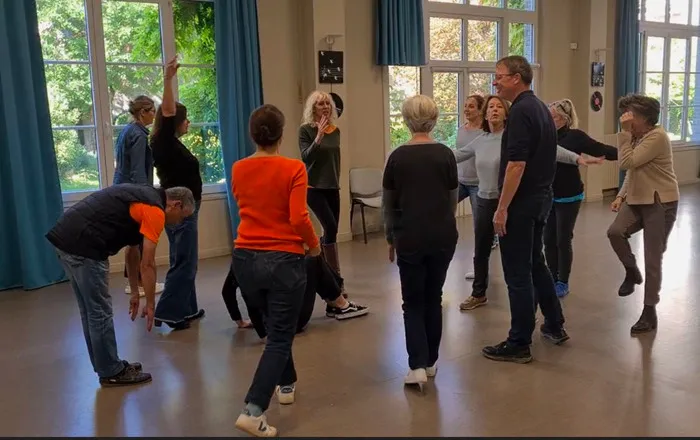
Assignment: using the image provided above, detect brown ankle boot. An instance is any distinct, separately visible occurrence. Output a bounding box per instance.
[631,305,657,334]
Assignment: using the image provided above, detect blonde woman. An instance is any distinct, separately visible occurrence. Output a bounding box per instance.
[383,95,458,391]
[299,91,350,311]
[546,99,617,298]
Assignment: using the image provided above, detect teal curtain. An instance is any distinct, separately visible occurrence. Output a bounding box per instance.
[0,0,66,291]
[614,0,640,189]
[376,0,426,66]
[214,0,263,239]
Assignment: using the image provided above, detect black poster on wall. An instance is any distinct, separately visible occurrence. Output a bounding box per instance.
[319,51,344,84]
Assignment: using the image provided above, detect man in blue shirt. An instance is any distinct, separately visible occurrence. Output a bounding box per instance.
[483,55,570,364]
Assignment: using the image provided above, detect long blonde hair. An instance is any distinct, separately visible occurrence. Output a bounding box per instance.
[301,90,337,126]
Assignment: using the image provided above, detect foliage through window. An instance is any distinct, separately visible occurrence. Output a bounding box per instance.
[639,0,700,144]
[38,0,223,198]
[388,0,536,150]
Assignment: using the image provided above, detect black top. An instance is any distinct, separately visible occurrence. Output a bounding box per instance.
[498,90,557,201]
[298,124,341,189]
[553,127,618,199]
[382,142,459,253]
[46,184,166,261]
[151,116,203,201]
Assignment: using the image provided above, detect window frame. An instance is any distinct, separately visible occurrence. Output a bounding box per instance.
[639,0,700,148]
[383,0,538,155]
[42,0,224,207]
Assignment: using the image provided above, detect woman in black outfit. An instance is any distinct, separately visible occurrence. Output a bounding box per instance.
[150,57,204,330]
[546,99,618,298]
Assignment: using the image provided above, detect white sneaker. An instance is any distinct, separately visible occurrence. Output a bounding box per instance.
[235,413,277,437]
[426,364,437,378]
[465,271,475,280]
[276,384,295,405]
[125,283,165,296]
[404,368,428,391]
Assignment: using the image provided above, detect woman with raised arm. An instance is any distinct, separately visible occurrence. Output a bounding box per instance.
[150,57,204,330]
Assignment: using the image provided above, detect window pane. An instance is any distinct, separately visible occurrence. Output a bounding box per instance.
[178,68,219,123]
[687,106,700,142]
[106,65,164,125]
[390,115,412,149]
[691,37,699,73]
[430,17,462,61]
[470,0,502,6]
[434,115,459,146]
[644,73,663,101]
[174,0,216,65]
[430,0,464,3]
[469,72,494,96]
[53,128,100,192]
[668,73,687,106]
[507,0,535,11]
[181,125,225,185]
[669,0,689,24]
[433,72,460,114]
[45,64,95,127]
[467,20,498,61]
[645,36,665,71]
[37,0,89,61]
[644,0,667,22]
[666,107,683,141]
[102,1,163,64]
[388,66,420,115]
[669,38,687,72]
[692,0,700,25]
[689,73,699,108]
[508,22,535,61]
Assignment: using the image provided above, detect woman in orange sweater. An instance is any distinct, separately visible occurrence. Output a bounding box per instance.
[232,104,321,437]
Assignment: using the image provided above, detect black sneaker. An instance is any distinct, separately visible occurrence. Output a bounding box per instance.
[540,324,570,345]
[334,302,369,320]
[122,360,142,372]
[99,364,152,387]
[325,304,336,318]
[482,341,533,364]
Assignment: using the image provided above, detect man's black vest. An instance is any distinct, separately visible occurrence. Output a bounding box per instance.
[46,184,166,261]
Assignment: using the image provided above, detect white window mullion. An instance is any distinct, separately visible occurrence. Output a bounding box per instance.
[661,35,671,130]
[681,36,692,139]
[86,0,114,188]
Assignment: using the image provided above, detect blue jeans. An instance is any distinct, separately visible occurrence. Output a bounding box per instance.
[56,249,125,378]
[498,192,564,347]
[397,244,456,369]
[156,201,201,323]
[233,248,306,412]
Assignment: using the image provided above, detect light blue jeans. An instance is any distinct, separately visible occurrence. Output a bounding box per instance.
[56,248,124,378]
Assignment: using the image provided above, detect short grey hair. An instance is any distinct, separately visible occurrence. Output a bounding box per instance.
[496,55,533,85]
[402,95,439,134]
[165,186,195,211]
[618,93,660,126]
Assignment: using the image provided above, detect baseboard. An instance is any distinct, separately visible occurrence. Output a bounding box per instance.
[679,178,700,186]
[109,246,232,273]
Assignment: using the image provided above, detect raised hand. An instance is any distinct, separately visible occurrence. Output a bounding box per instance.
[619,111,634,132]
[315,116,329,144]
[165,56,180,80]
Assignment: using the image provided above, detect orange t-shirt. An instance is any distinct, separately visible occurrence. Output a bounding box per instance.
[232,156,319,254]
[129,203,166,244]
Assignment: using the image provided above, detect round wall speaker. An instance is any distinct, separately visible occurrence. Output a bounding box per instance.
[330,92,344,118]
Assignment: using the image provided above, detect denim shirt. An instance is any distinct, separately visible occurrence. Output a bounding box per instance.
[113,122,153,185]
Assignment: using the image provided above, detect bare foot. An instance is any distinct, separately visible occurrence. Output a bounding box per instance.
[236,320,253,329]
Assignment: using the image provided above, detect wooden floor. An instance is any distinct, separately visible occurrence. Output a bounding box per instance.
[2,185,700,437]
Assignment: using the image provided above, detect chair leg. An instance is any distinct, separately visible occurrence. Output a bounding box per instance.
[350,203,355,235]
[360,204,367,244]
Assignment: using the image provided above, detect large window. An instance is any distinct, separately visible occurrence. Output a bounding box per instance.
[387,0,537,149]
[38,0,223,202]
[639,0,700,144]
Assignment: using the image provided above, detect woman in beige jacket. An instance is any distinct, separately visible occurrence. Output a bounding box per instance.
[607,94,679,334]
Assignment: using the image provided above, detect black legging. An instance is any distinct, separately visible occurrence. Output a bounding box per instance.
[543,201,582,284]
[307,188,340,244]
